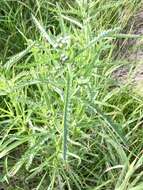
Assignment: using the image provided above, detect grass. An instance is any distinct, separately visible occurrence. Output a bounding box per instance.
[0,0,143,189]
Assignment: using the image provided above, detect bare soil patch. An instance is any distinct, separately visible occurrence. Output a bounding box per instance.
[113,6,143,86]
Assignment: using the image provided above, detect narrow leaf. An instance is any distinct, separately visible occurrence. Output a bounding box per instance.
[31,14,55,47]
[4,42,35,70]
[63,72,71,161]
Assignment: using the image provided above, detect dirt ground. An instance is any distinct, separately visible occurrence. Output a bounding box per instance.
[113,7,143,88]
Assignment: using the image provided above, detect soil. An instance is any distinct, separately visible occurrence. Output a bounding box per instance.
[113,7,143,87]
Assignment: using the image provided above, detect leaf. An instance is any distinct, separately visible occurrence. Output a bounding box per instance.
[68,152,81,166]
[88,103,126,144]
[31,14,55,47]
[75,28,120,57]
[61,15,83,29]
[0,138,29,159]
[63,70,72,161]
[8,158,26,177]
[4,42,35,70]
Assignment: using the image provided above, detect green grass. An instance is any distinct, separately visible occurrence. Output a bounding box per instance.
[0,0,143,189]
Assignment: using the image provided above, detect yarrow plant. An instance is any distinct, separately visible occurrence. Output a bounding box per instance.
[0,1,142,190]
[54,35,71,49]
[55,35,71,63]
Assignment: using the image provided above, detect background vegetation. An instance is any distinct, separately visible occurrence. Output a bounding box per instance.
[0,0,143,189]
